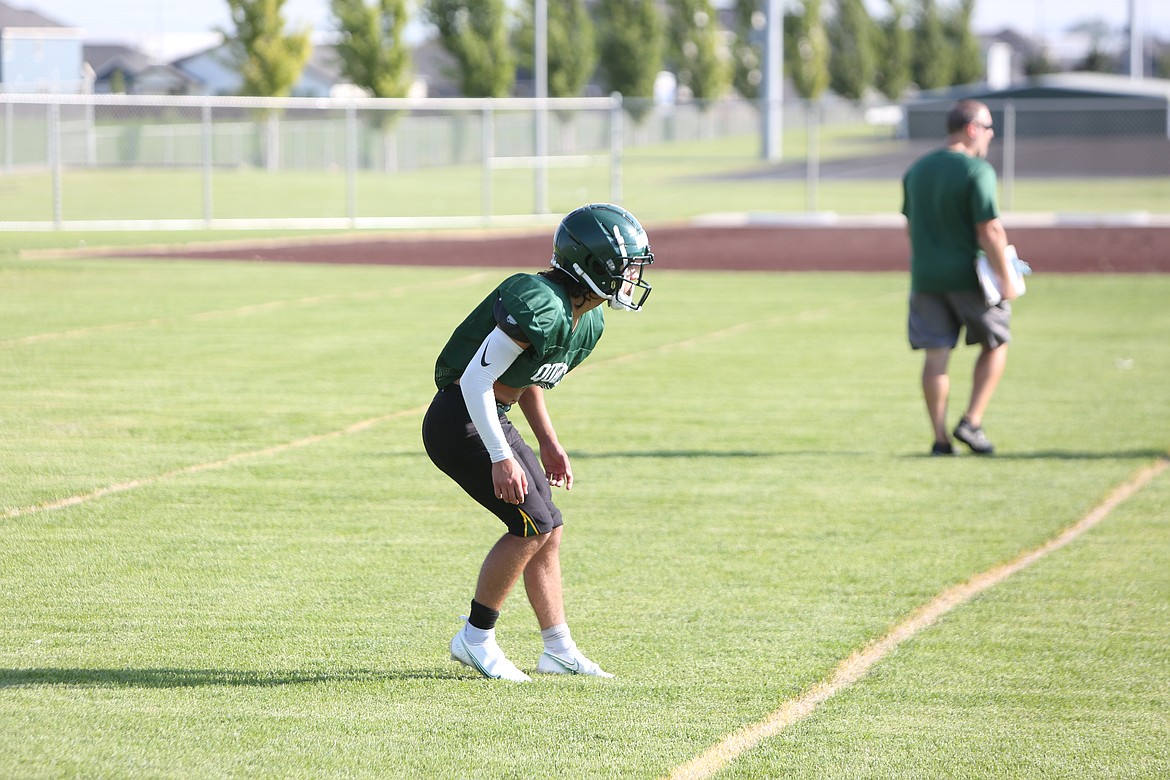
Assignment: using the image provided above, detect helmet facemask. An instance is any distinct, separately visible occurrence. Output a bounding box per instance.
[607,255,653,311]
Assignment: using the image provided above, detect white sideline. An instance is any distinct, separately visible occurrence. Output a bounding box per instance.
[667,456,1170,780]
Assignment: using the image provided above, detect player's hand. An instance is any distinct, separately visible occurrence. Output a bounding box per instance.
[492,458,528,504]
[541,444,574,491]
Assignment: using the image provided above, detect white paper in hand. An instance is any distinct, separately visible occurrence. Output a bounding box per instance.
[976,244,1029,306]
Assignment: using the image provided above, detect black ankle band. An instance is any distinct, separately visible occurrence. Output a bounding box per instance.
[468,600,500,631]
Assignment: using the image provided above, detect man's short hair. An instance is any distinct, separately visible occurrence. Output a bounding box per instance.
[946,100,988,133]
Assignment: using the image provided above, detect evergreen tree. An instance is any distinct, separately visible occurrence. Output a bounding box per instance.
[424,0,515,97]
[730,0,764,100]
[827,0,878,101]
[785,0,830,100]
[514,0,597,97]
[666,0,730,101]
[947,0,983,85]
[911,0,953,90]
[224,0,312,97]
[595,0,665,120]
[330,0,412,98]
[875,0,913,99]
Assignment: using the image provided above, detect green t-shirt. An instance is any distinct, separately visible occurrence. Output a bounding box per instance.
[901,148,1000,292]
[434,273,604,390]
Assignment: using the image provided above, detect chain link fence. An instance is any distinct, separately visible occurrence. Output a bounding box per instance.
[0,93,1166,230]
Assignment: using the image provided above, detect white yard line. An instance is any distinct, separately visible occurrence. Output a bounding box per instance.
[667,455,1170,780]
[3,407,427,520]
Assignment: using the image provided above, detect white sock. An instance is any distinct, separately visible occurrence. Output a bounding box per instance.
[540,623,574,655]
[463,622,493,646]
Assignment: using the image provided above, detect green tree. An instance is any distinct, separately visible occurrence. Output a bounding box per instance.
[875,0,913,99]
[828,0,878,100]
[1024,48,1057,77]
[224,0,312,97]
[513,0,597,97]
[730,0,764,100]
[666,0,730,101]
[423,0,514,97]
[911,0,953,90]
[1079,45,1117,73]
[595,0,665,120]
[330,0,412,171]
[1154,48,1170,79]
[947,0,983,85]
[785,0,830,100]
[1072,21,1118,73]
[330,0,412,98]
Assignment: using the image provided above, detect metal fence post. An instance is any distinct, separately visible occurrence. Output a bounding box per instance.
[610,93,623,205]
[806,101,820,213]
[202,101,213,226]
[1002,100,1016,211]
[4,101,12,174]
[482,105,494,222]
[346,101,358,225]
[49,102,62,229]
[85,96,96,167]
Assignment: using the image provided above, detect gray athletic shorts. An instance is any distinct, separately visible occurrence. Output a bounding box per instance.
[908,290,1011,350]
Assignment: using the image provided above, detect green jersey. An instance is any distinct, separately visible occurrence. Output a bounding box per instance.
[902,149,1000,293]
[434,273,604,390]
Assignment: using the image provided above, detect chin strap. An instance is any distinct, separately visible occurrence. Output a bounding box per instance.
[550,256,614,303]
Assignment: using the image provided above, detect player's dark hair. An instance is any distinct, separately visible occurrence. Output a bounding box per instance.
[946,100,988,133]
[539,266,593,306]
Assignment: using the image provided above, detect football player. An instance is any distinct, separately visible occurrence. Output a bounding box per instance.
[422,203,654,681]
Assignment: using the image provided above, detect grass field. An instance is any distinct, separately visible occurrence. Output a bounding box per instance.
[2,254,1168,778]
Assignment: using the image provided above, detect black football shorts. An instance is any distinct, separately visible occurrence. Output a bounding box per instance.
[422,385,562,537]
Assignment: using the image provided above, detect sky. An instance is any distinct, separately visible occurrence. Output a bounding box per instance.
[32,0,1170,61]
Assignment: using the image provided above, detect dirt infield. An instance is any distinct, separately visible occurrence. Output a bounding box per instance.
[126,222,1170,274]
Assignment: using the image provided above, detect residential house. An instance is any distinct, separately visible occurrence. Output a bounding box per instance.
[171,42,348,98]
[0,0,84,92]
[84,43,200,95]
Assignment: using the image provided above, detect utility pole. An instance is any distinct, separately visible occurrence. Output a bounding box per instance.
[762,0,784,161]
[535,0,549,213]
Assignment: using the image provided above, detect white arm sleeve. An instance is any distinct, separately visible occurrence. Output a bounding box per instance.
[459,327,526,463]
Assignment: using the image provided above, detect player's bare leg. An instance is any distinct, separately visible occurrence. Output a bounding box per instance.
[922,347,952,447]
[965,343,1008,427]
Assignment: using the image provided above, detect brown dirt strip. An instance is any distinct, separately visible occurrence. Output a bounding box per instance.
[99,224,1170,274]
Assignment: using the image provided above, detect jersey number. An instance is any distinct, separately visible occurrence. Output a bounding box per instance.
[530,362,569,387]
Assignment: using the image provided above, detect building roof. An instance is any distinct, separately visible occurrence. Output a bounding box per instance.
[0,0,71,29]
[84,43,156,77]
[910,72,1170,105]
[1031,72,1170,100]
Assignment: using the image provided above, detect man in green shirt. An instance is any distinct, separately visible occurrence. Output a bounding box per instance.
[423,203,654,681]
[902,99,1018,456]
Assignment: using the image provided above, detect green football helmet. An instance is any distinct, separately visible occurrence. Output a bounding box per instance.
[551,203,654,311]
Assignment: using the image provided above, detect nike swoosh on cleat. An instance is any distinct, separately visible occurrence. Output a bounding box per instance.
[549,653,581,673]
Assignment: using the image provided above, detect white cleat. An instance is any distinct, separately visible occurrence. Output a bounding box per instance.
[535,648,614,678]
[450,629,531,682]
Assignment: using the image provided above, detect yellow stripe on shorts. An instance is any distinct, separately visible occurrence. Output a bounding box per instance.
[518,508,540,537]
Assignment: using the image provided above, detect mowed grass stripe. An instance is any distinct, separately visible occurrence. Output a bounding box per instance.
[3,284,892,521]
[0,269,496,349]
[2,406,426,520]
[668,455,1170,780]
